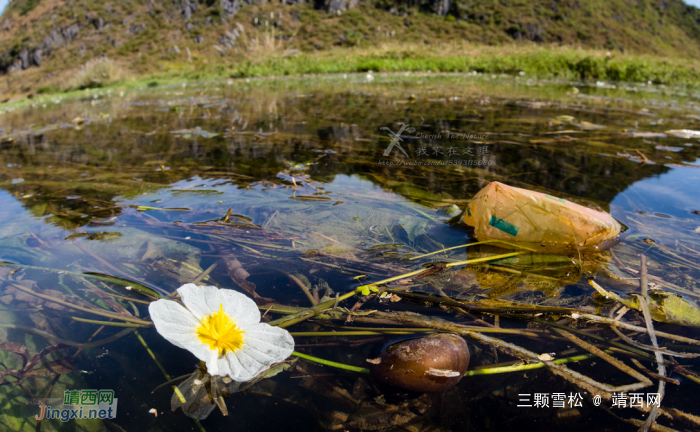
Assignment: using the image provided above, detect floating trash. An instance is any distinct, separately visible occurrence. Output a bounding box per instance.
[369,334,470,393]
[462,182,622,252]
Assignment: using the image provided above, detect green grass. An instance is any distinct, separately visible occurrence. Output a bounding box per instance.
[3,43,700,108]
[223,49,700,87]
[3,0,700,100]
[165,44,700,88]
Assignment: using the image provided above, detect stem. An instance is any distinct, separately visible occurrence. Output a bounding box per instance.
[151,374,191,394]
[291,351,370,374]
[0,323,134,348]
[134,330,187,404]
[638,254,665,432]
[291,326,542,336]
[410,240,536,260]
[445,252,526,268]
[72,241,169,296]
[136,206,190,211]
[465,352,601,376]
[287,273,317,306]
[71,317,151,328]
[573,313,700,345]
[135,331,172,380]
[290,331,429,336]
[356,269,431,289]
[611,326,699,358]
[554,328,651,389]
[319,326,436,332]
[676,371,700,385]
[7,282,153,325]
[268,289,359,328]
[389,289,584,315]
[191,263,217,285]
[104,293,151,304]
[348,252,524,296]
[0,261,160,298]
[258,303,306,314]
[528,317,654,360]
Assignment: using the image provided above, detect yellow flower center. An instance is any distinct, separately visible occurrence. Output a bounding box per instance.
[196,304,245,355]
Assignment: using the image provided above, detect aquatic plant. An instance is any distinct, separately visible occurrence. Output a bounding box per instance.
[148,284,294,380]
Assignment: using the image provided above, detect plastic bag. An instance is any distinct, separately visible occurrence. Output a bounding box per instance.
[462,182,622,252]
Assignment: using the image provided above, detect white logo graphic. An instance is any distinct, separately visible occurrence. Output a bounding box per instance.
[380,124,415,157]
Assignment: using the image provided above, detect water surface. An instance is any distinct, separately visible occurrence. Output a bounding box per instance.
[1,74,700,432]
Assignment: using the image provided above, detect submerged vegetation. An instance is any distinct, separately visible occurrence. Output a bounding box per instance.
[0,77,699,431]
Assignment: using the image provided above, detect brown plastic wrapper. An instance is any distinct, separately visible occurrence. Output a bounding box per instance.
[462,182,622,252]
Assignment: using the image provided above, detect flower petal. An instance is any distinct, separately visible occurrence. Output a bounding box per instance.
[177,284,223,320]
[218,287,261,327]
[207,349,224,377]
[177,284,260,326]
[148,299,210,361]
[212,323,294,381]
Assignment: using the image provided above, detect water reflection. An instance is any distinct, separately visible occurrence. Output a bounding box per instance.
[0,76,699,431]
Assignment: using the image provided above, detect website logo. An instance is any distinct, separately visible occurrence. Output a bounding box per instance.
[380,124,415,157]
[35,389,118,422]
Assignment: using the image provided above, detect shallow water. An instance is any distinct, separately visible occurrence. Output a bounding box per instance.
[1,74,700,432]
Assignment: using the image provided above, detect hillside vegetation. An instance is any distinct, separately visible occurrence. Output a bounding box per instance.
[1,0,700,98]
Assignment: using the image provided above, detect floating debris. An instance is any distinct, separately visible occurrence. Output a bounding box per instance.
[462,182,622,252]
[369,333,469,392]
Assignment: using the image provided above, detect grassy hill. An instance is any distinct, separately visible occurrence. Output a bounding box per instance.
[1,0,700,99]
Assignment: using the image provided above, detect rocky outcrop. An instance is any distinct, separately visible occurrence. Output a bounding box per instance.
[327,0,345,14]
[434,0,451,16]
[4,21,78,73]
[45,30,65,51]
[320,0,362,14]
[182,1,197,20]
[62,23,80,43]
[93,17,104,31]
[32,49,42,66]
[506,22,543,42]
[221,0,241,18]
[19,49,29,70]
[8,59,22,73]
[127,23,147,35]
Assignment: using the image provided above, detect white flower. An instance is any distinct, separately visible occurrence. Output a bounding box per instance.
[148,284,294,381]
